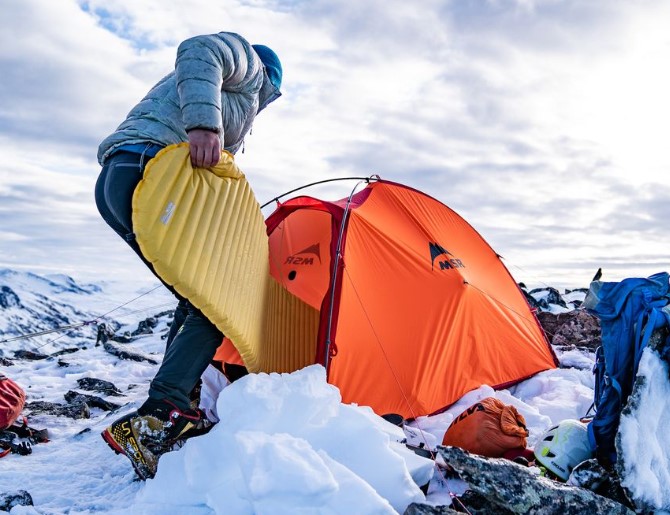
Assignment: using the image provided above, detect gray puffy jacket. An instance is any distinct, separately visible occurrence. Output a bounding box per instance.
[97,32,278,164]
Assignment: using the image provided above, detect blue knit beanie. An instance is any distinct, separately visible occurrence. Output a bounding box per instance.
[252,44,282,91]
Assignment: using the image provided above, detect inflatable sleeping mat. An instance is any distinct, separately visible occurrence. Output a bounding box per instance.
[132,143,319,373]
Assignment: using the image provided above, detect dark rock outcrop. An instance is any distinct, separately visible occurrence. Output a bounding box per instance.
[536,310,600,352]
[109,333,133,343]
[13,349,49,361]
[76,377,123,396]
[103,341,159,365]
[131,316,158,336]
[568,459,633,510]
[0,490,33,511]
[25,400,90,419]
[404,503,459,514]
[64,391,122,412]
[529,287,568,310]
[520,288,540,310]
[50,347,81,357]
[0,286,22,309]
[408,446,634,515]
[96,323,115,345]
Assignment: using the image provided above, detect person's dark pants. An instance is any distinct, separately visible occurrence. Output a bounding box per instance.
[95,150,223,411]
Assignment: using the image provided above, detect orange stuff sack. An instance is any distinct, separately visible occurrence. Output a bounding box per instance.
[0,374,26,429]
[442,397,528,457]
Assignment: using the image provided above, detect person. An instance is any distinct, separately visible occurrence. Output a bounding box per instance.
[95,31,282,480]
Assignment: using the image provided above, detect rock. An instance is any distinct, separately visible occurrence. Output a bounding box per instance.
[408,489,516,514]
[132,316,158,336]
[50,347,80,357]
[110,334,133,344]
[25,400,90,419]
[519,286,540,310]
[13,349,49,361]
[456,490,518,514]
[564,288,589,309]
[0,490,33,511]
[529,287,568,310]
[536,310,600,352]
[95,323,114,345]
[404,503,459,514]
[102,341,159,365]
[433,446,634,514]
[0,356,14,366]
[76,377,123,396]
[567,459,608,491]
[0,285,22,309]
[568,459,632,510]
[64,391,121,412]
[76,427,92,437]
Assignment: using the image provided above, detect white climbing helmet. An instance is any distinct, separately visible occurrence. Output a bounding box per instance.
[534,419,593,480]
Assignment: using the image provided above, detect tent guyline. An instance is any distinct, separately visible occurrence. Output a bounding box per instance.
[341,265,435,448]
[466,282,552,335]
[0,285,164,347]
[0,321,97,344]
[337,256,561,445]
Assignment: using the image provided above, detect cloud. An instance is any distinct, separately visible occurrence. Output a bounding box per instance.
[1,0,669,289]
[0,1,158,159]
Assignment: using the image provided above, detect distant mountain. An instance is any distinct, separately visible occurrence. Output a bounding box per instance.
[0,269,104,356]
[0,267,586,359]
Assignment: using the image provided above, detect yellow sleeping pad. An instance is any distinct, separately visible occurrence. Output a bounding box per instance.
[132,143,319,373]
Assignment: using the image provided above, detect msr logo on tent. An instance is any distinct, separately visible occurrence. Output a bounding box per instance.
[429,242,465,270]
[285,243,321,265]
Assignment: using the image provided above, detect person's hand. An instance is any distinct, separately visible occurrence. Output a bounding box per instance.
[187,129,221,168]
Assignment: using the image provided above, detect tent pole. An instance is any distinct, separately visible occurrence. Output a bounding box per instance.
[323,179,373,369]
[261,175,380,209]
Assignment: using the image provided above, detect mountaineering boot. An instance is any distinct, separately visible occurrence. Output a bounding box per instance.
[101,400,213,480]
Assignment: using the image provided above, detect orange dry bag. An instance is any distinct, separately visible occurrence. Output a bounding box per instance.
[442,397,528,457]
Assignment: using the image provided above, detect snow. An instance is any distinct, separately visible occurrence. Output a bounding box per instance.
[618,345,670,510]
[0,271,668,513]
[137,366,427,514]
[552,347,596,370]
[562,290,588,306]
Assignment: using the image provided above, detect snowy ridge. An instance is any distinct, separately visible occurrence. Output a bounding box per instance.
[0,269,102,356]
[0,269,174,357]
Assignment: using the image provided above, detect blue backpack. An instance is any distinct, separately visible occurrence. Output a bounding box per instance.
[584,272,670,465]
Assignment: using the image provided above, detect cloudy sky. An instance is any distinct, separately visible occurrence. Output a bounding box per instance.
[1,0,668,289]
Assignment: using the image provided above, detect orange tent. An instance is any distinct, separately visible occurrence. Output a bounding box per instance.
[221,179,558,419]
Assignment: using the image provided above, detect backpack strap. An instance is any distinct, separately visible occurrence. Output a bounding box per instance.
[634,302,670,369]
